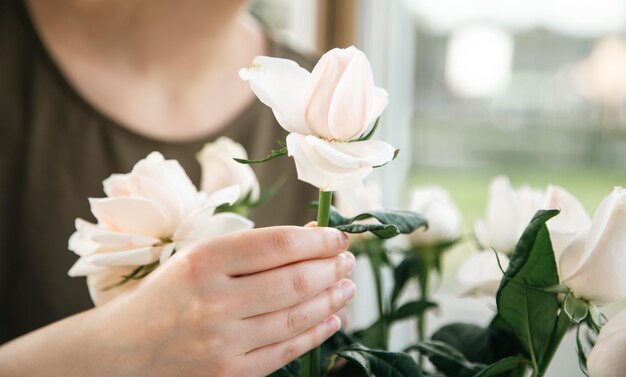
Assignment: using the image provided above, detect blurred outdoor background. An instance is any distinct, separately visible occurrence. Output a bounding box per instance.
[249,1,626,375]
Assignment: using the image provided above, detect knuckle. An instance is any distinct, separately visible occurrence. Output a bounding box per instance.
[286,306,308,332]
[282,343,300,364]
[272,229,296,251]
[290,269,312,296]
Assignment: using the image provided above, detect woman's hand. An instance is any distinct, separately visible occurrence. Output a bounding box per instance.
[0,226,355,377]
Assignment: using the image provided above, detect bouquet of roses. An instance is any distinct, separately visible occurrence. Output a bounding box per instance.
[68,45,626,377]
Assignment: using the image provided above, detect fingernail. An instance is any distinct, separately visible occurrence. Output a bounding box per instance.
[340,251,356,274]
[325,315,341,333]
[340,280,356,302]
[331,229,349,250]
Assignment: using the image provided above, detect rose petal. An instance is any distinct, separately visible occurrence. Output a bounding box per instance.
[68,257,106,277]
[174,210,254,250]
[87,266,140,306]
[286,133,373,191]
[306,136,395,169]
[587,308,626,377]
[86,246,162,267]
[457,251,509,296]
[75,219,160,247]
[364,87,389,131]
[543,185,591,258]
[408,187,462,246]
[89,197,172,238]
[159,243,177,265]
[561,191,626,303]
[205,185,241,208]
[328,48,374,140]
[239,56,310,134]
[305,48,354,138]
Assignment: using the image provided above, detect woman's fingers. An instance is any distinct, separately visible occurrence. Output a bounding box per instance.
[239,279,355,351]
[239,315,342,377]
[196,226,349,276]
[231,251,356,318]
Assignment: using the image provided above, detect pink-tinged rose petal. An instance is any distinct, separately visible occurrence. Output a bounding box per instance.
[239,56,310,135]
[560,189,626,303]
[306,136,395,169]
[74,219,160,247]
[68,257,106,277]
[68,231,101,257]
[327,49,374,140]
[457,251,510,297]
[364,87,389,131]
[103,174,132,197]
[286,133,374,191]
[87,266,140,306]
[89,197,172,238]
[305,48,353,139]
[587,308,626,377]
[86,246,162,267]
[174,210,254,250]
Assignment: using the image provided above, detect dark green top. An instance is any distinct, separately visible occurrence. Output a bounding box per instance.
[0,0,317,342]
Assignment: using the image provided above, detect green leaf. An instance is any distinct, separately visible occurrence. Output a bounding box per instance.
[406,341,484,377]
[338,344,424,377]
[432,319,523,365]
[472,357,529,377]
[352,320,387,350]
[329,207,427,234]
[390,300,437,322]
[335,223,401,239]
[390,261,414,305]
[391,254,420,305]
[495,209,561,372]
[234,145,287,164]
[309,205,428,240]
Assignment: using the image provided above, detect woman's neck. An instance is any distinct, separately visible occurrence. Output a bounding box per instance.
[26,0,269,141]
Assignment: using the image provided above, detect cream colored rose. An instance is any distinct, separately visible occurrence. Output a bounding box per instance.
[239,46,395,191]
[68,152,253,306]
[559,187,626,304]
[406,186,462,247]
[197,136,260,202]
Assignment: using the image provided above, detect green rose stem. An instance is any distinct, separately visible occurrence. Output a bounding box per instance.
[415,247,436,367]
[366,239,388,348]
[536,310,573,377]
[303,190,333,377]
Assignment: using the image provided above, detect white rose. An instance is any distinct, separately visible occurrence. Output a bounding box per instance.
[459,180,589,297]
[474,176,544,255]
[543,185,591,260]
[335,182,383,242]
[68,152,254,306]
[239,46,395,191]
[457,250,510,296]
[559,187,626,304]
[406,186,462,247]
[335,182,383,218]
[197,136,260,202]
[587,308,626,377]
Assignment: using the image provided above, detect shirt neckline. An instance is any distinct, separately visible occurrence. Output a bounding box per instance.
[17,0,271,147]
